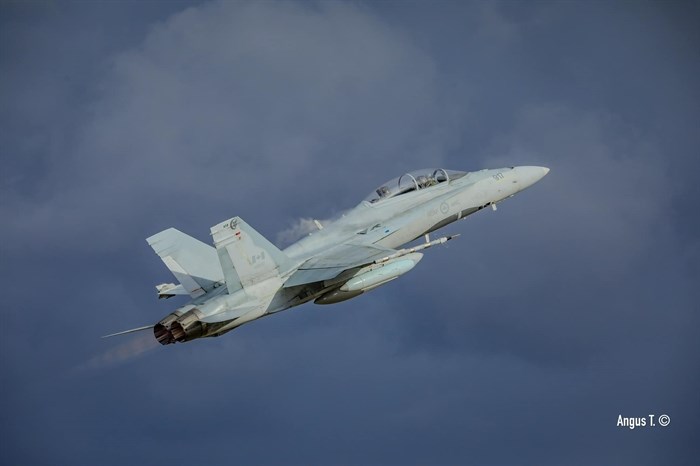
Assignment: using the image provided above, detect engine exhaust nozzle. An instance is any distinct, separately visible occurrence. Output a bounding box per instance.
[171,309,205,343]
[153,311,183,345]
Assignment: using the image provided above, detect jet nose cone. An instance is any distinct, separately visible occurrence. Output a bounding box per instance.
[515,165,550,189]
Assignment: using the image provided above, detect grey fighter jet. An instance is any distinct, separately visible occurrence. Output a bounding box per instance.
[105,166,549,344]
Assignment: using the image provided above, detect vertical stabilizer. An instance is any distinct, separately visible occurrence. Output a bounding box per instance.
[147,228,224,298]
[211,217,292,292]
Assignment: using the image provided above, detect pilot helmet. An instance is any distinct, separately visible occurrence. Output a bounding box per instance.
[376,186,390,197]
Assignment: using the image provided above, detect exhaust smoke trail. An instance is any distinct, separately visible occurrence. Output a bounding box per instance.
[76,332,159,372]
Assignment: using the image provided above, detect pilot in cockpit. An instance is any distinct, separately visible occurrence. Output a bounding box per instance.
[417,174,437,188]
[376,185,391,199]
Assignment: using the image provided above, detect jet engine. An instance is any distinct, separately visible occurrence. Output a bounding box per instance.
[170,308,206,342]
[153,307,207,345]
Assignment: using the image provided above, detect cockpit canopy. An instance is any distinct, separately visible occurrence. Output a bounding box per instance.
[365,168,467,204]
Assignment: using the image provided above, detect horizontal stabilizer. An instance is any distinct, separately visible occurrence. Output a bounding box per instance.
[155,283,188,299]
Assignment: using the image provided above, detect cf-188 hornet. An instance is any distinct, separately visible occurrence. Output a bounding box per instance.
[105,166,549,344]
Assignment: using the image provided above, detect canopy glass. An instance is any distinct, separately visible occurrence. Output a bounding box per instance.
[364,168,466,204]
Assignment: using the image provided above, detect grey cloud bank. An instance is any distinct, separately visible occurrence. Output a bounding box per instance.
[1,1,698,465]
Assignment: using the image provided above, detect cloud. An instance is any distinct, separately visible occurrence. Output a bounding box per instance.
[3,2,700,465]
[390,102,678,370]
[2,0,449,255]
[485,104,673,274]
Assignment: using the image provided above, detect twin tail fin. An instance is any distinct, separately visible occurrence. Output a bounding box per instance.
[210,217,292,293]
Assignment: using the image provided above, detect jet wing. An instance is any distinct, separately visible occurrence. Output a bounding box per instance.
[284,243,396,287]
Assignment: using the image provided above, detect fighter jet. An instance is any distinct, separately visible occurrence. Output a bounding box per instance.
[104,166,549,344]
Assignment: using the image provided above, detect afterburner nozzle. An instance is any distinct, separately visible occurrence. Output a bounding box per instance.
[168,309,205,343]
[153,312,183,345]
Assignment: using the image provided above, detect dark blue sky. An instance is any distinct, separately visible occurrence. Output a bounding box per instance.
[1,1,698,465]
